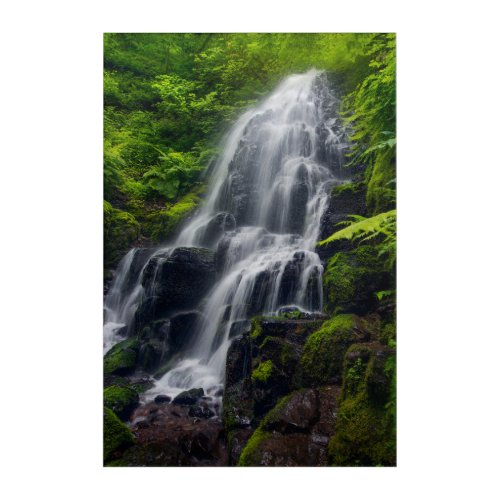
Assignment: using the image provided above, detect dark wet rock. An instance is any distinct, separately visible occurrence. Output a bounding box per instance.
[121,402,227,466]
[173,388,204,406]
[262,389,319,434]
[138,247,216,322]
[228,320,251,340]
[238,386,341,466]
[227,427,254,465]
[223,335,254,430]
[169,311,203,352]
[189,405,215,419]
[154,394,171,404]
[200,212,236,248]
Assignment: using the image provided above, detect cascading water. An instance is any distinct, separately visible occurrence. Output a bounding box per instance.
[104,69,349,405]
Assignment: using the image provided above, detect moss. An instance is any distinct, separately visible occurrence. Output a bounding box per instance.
[300,314,358,386]
[250,316,264,342]
[103,385,139,420]
[103,407,134,463]
[146,188,203,242]
[323,245,390,314]
[237,428,272,466]
[331,181,365,197]
[251,360,275,384]
[328,343,396,466]
[366,147,395,215]
[328,395,394,466]
[103,337,139,375]
[104,201,140,269]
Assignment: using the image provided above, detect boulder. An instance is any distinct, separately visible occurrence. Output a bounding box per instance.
[103,338,140,376]
[103,385,140,421]
[154,394,171,404]
[237,386,341,466]
[173,388,204,406]
[323,245,393,315]
[103,407,134,463]
[139,247,216,319]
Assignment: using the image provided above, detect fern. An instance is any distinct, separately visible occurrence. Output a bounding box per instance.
[319,209,396,270]
[319,209,396,246]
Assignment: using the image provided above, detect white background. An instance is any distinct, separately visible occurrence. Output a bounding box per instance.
[1,1,499,498]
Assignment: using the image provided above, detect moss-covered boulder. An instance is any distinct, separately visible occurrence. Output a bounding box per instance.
[103,407,134,463]
[300,314,362,386]
[103,337,140,376]
[327,342,396,466]
[238,386,340,466]
[323,245,392,315]
[104,201,140,269]
[103,385,139,421]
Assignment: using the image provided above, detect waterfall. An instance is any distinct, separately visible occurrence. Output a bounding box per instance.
[104,69,349,402]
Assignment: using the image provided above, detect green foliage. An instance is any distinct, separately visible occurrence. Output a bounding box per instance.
[320,209,396,273]
[103,201,140,269]
[251,360,275,383]
[340,34,396,214]
[103,407,134,463]
[143,150,203,200]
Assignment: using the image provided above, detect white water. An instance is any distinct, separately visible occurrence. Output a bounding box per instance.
[104,69,348,402]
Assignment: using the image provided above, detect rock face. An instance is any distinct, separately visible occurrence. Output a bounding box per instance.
[317,182,368,262]
[199,212,236,248]
[139,247,216,321]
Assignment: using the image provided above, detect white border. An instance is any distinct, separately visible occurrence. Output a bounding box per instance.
[1,1,499,499]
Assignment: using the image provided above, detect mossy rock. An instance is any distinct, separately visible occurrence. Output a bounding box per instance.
[103,407,134,463]
[328,342,396,466]
[300,314,360,386]
[103,337,139,375]
[103,385,139,421]
[323,245,392,315]
[366,147,396,215]
[237,428,273,466]
[104,201,140,269]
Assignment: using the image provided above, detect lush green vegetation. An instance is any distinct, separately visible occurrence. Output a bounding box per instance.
[103,33,395,269]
